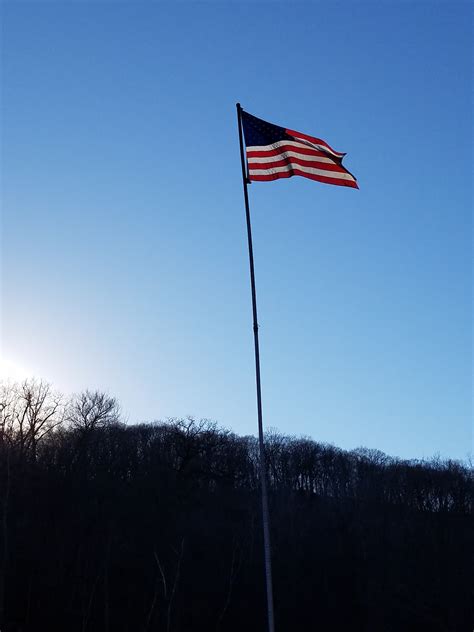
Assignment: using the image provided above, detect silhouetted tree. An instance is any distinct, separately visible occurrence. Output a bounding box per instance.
[68,390,120,434]
[0,379,472,632]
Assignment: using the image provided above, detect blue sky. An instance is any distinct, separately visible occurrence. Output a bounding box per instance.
[1,1,472,461]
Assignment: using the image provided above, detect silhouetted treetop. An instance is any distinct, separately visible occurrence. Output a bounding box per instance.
[0,380,472,631]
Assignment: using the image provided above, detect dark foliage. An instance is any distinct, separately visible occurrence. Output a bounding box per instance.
[0,383,472,631]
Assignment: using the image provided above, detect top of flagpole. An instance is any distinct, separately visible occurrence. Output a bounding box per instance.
[236,103,251,185]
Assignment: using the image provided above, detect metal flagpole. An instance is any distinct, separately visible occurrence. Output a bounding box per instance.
[236,102,275,632]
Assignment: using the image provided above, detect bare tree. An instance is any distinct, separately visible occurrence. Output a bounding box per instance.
[0,379,65,622]
[68,390,120,434]
[1,379,65,461]
[0,383,16,447]
[0,384,12,627]
[216,536,243,632]
[145,539,185,632]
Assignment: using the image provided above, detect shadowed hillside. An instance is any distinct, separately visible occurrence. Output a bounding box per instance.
[0,381,472,631]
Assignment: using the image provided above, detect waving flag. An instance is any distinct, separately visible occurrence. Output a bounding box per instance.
[241,110,358,189]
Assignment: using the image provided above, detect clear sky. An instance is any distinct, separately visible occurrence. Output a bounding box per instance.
[1,1,472,461]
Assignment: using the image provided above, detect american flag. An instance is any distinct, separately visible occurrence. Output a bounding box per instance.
[241,110,358,189]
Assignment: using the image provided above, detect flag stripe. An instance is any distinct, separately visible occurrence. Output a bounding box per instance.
[246,140,335,159]
[248,156,347,173]
[248,151,334,164]
[250,168,358,188]
[286,129,345,158]
[248,163,356,182]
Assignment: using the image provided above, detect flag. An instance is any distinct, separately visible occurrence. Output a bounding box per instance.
[241,110,358,189]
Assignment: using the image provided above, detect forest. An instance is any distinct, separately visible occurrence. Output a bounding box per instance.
[0,379,472,631]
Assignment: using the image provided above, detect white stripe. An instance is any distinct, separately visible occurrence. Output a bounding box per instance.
[246,139,344,159]
[246,140,328,154]
[288,133,345,158]
[248,164,355,181]
[247,150,335,165]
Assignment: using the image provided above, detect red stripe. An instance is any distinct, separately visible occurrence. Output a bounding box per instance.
[285,129,345,157]
[247,144,332,159]
[248,156,347,173]
[249,169,358,189]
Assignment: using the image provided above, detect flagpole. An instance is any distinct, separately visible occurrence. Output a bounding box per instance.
[236,102,275,632]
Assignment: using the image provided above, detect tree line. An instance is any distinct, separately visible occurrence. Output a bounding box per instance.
[0,379,472,631]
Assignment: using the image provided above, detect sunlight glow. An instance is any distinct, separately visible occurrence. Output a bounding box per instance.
[0,355,31,383]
